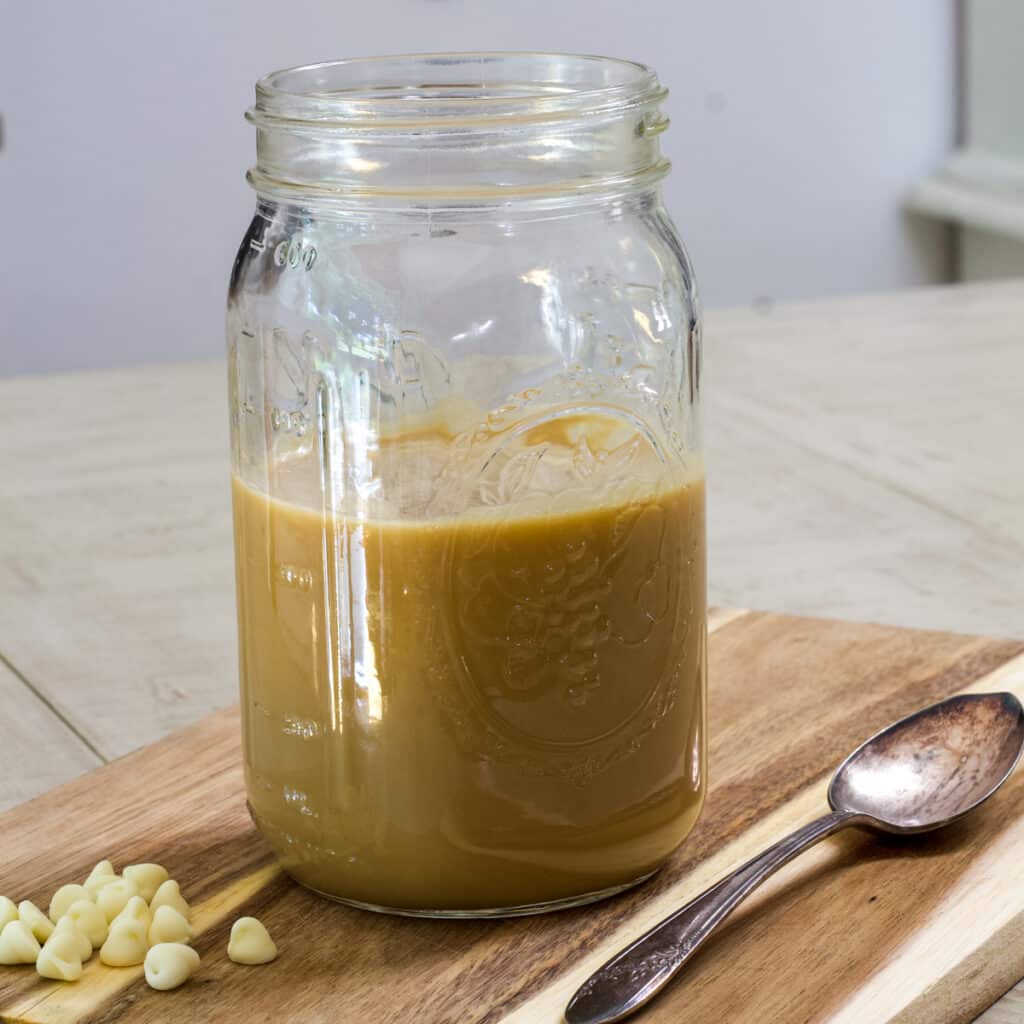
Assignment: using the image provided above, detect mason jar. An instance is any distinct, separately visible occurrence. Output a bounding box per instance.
[227,52,706,917]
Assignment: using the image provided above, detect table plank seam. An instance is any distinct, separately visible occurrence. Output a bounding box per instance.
[0,649,107,764]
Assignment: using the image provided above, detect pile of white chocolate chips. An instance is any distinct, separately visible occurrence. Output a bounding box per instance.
[0,859,277,990]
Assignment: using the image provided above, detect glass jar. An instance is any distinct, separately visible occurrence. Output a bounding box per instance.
[228,53,706,917]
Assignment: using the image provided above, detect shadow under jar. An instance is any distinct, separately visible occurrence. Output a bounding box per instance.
[228,52,706,917]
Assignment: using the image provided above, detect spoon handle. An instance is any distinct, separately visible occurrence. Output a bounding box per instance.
[565,809,863,1024]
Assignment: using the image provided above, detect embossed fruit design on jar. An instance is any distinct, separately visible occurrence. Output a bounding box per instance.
[228,53,706,916]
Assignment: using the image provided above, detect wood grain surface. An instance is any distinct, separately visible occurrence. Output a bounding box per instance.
[1,282,1022,797]
[0,361,233,765]
[1,281,1022,1017]
[1,610,1022,1024]
[0,660,100,807]
[708,281,1024,637]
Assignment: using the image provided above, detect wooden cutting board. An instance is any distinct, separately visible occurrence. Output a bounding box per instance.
[2,608,1024,1024]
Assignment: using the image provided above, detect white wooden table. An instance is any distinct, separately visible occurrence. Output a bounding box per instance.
[1,280,1022,1020]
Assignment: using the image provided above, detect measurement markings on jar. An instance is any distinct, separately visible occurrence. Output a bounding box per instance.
[273,235,317,272]
[276,563,314,591]
[270,405,308,437]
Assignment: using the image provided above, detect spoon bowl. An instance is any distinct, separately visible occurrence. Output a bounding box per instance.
[829,692,1024,832]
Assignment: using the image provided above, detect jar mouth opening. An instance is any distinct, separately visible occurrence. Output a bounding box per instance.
[252,51,666,129]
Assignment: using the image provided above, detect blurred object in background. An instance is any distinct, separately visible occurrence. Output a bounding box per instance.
[0,0,955,374]
[909,0,1024,282]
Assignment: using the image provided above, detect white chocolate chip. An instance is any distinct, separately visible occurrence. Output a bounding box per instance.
[0,896,18,930]
[48,884,92,924]
[99,918,148,967]
[0,920,41,964]
[82,860,117,903]
[148,905,192,946]
[96,878,139,923]
[144,942,200,990]
[52,917,91,961]
[122,864,168,904]
[36,927,83,981]
[91,858,115,874]
[84,873,121,900]
[84,876,121,900]
[227,916,277,965]
[18,900,54,943]
[66,899,109,949]
[111,895,151,934]
[149,880,190,922]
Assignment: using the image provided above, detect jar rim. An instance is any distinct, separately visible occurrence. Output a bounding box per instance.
[251,51,666,130]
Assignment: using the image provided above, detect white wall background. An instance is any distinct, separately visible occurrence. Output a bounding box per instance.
[0,0,956,375]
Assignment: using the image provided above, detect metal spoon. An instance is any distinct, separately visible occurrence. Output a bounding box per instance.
[566,691,1024,1024]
